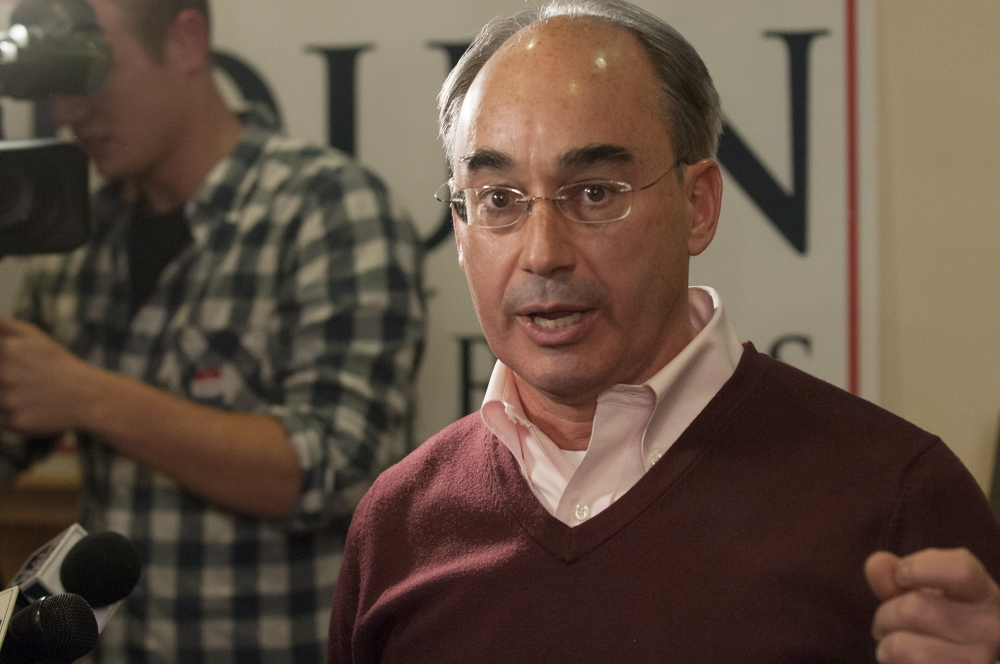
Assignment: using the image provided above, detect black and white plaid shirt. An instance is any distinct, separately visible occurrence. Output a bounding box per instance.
[11,120,425,662]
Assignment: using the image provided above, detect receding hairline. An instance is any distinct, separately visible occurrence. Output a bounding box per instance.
[439,0,722,171]
[451,17,670,171]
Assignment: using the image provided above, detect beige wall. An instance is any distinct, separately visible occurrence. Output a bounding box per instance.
[878,1,1000,489]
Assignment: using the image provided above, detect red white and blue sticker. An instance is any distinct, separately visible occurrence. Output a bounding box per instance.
[190,368,225,406]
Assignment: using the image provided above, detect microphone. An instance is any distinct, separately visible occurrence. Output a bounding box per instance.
[59,531,141,609]
[5,524,87,603]
[0,587,18,646]
[0,593,98,664]
[5,524,141,632]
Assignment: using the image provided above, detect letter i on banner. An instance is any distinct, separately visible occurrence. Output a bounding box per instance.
[0,586,18,649]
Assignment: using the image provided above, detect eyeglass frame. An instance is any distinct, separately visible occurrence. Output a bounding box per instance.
[434,161,684,229]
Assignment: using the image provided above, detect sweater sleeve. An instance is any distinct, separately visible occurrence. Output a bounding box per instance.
[328,484,377,664]
[887,437,1000,579]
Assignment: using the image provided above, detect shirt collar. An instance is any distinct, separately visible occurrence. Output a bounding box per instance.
[643,286,743,403]
[184,107,278,237]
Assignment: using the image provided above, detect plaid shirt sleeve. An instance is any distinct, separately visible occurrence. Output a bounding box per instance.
[183,133,426,531]
[260,149,425,530]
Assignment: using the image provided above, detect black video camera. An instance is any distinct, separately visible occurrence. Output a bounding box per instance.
[0,0,110,256]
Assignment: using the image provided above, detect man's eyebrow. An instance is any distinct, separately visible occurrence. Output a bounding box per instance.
[458,144,633,174]
[460,149,515,173]
[559,144,635,169]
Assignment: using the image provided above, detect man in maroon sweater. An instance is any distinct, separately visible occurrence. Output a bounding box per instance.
[330,1,1000,662]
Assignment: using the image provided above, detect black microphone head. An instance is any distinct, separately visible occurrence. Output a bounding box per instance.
[59,531,141,608]
[2,593,98,663]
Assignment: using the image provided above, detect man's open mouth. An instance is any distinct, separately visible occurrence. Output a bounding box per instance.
[532,312,583,329]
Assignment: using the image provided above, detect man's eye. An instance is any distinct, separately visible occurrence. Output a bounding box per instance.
[581,184,611,203]
[569,183,618,206]
[484,189,513,209]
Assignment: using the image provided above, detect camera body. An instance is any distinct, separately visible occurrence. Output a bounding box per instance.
[0,139,89,254]
[0,0,109,256]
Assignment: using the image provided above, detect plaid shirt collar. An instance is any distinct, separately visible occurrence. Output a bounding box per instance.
[186,120,274,236]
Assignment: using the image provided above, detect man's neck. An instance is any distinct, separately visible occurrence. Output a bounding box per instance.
[137,89,246,214]
[516,384,597,451]
[513,317,699,452]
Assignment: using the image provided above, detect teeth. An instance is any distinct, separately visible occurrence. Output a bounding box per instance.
[533,312,582,329]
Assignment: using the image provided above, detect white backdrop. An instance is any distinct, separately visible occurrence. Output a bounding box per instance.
[0,0,878,445]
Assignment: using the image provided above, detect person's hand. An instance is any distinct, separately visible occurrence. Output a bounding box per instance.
[0,316,103,434]
[866,548,1000,663]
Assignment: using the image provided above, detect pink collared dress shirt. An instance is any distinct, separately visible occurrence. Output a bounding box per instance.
[481,286,744,526]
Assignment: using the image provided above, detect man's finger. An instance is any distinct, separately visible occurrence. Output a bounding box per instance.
[870,550,1000,662]
[895,549,997,604]
[875,628,997,664]
[872,586,984,640]
[867,551,905,602]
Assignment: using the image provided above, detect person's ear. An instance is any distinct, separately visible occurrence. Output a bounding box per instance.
[165,9,211,75]
[683,158,723,257]
[453,213,466,270]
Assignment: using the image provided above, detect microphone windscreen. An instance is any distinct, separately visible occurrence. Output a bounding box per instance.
[59,531,141,608]
[2,593,98,663]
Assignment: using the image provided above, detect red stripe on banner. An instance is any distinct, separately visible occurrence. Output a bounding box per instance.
[845,0,861,395]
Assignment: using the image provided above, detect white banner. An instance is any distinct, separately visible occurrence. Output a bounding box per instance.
[0,0,878,445]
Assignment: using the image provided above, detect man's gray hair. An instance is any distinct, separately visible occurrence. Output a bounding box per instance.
[438,0,722,168]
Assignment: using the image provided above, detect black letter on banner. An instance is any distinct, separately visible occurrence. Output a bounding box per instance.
[459,336,495,417]
[306,45,373,156]
[769,334,812,361]
[717,30,829,254]
[424,42,472,251]
[212,51,284,130]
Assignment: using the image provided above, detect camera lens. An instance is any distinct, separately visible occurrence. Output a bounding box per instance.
[0,167,35,229]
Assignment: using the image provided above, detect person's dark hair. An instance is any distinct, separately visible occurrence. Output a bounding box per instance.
[111,0,211,63]
[438,0,722,167]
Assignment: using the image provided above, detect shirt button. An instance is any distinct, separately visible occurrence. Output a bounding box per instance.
[574,504,590,521]
[649,450,663,465]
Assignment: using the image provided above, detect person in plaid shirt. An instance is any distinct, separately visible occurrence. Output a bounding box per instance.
[0,0,424,662]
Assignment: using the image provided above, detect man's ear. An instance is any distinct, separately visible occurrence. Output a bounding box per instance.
[684,158,723,257]
[165,8,211,75]
[454,213,466,270]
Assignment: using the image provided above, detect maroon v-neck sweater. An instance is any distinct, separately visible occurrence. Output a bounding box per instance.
[330,344,1000,663]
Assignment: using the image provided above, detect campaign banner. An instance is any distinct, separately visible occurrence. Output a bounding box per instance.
[0,0,878,444]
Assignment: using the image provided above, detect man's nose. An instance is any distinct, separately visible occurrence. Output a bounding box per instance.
[50,96,91,128]
[518,198,576,277]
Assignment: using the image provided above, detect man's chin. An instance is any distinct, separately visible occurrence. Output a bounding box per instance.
[512,361,611,407]
[82,143,129,180]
